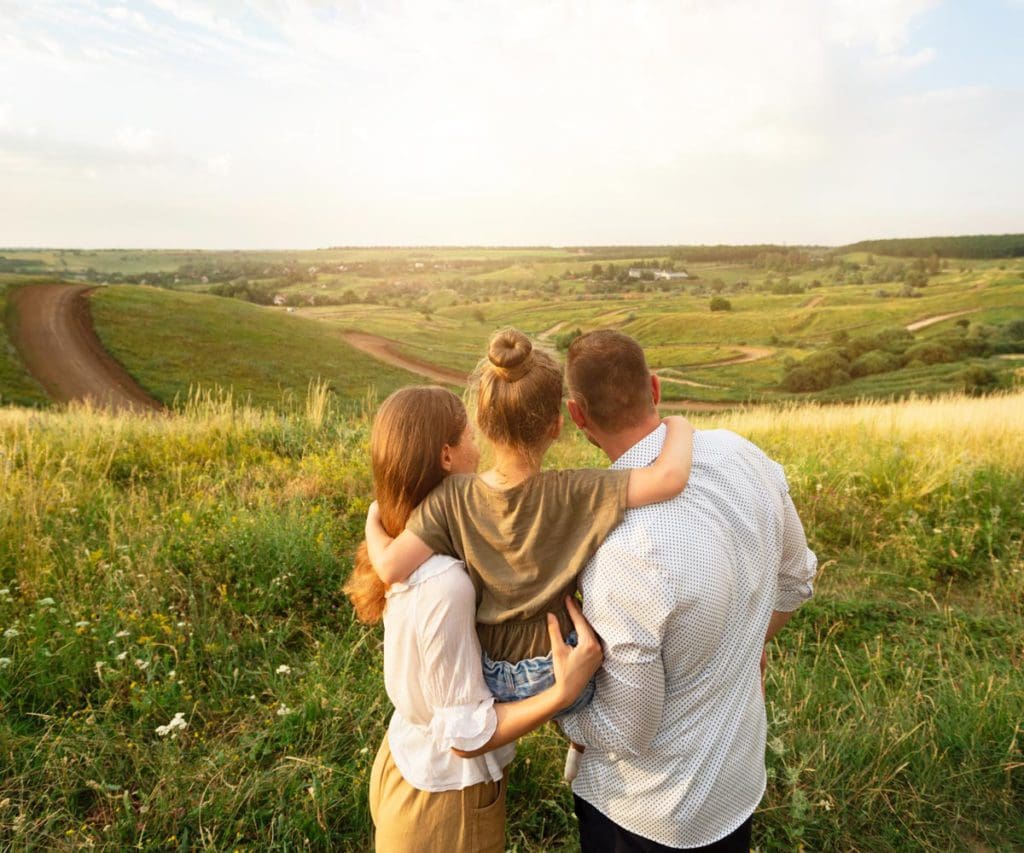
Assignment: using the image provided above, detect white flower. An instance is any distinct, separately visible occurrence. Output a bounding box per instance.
[134,658,149,670]
[36,597,56,607]
[116,651,128,661]
[155,712,188,738]
[75,621,90,629]
[167,669,176,680]
[3,628,19,639]
[276,703,292,717]
[115,630,130,638]
[275,664,291,675]
[0,657,11,669]
[0,588,10,597]
[176,622,187,629]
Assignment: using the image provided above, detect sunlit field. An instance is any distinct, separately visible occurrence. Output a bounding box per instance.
[1,388,1021,850]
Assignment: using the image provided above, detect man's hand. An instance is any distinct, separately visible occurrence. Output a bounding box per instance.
[549,596,603,710]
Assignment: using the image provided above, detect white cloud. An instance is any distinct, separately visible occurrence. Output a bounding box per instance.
[2,0,1019,247]
[115,126,156,154]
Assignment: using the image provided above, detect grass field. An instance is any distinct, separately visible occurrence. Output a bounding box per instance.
[89,286,423,410]
[1,390,1021,850]
[3,247,1022,410]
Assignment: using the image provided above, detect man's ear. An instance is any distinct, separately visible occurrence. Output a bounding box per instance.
[439,443,454,472]
[651,374,662,407]
[567,399,587,431]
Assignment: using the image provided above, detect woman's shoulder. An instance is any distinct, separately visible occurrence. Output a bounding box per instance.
[405,554,470,590]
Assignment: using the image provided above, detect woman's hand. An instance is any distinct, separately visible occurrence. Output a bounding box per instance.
[548,596,603,710]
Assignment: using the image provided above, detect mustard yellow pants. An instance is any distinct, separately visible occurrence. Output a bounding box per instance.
[369,737,507,852]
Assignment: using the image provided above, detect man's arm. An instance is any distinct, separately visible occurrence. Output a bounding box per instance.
[558,544,669,756]
[768,488,817,642]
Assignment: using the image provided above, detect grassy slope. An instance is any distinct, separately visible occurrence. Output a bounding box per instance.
[89,286,423,410]
[0,281,50,407]
[0,392,1021,850]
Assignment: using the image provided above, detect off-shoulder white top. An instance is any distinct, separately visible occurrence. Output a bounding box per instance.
[383,554,515,791]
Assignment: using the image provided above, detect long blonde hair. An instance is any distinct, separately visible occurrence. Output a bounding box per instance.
[471,328,563,455]
[344,386,468,624]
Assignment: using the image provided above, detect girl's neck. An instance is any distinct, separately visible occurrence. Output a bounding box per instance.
[480,443,545,488]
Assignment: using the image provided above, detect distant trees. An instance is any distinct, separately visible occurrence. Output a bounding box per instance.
[841,234,1024,260]
[780,319,1023,394]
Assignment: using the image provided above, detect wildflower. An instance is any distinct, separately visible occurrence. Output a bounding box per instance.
[0,588,10,597]
[277,703,292,717]
[115,630,130,638]
[37,597,56,607]
[134,659,149,670]
[3,628,19,639]
[817,798,833,812]
[176,622,187,628]
[116,651,128,661]
[0,657,11,669]
[276,664,291,675]
[168,669,176,679]
[75,621,90,629]
[155,712,188,738]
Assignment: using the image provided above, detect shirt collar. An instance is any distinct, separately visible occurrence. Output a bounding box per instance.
[611,423,667,471]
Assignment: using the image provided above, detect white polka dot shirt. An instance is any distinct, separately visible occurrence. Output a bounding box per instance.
[559,427,817,848]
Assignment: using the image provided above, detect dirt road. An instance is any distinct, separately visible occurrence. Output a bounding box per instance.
[696,346,775,368]
[340,332,468,385]
[9,284,162,412]
[905,308,980,332]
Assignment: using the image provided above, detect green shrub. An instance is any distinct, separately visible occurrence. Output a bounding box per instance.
[710,296,732,312]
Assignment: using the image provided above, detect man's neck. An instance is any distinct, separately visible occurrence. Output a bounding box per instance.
[599,416,664,463]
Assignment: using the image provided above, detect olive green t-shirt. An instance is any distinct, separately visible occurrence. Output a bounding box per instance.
[406,468,632,661]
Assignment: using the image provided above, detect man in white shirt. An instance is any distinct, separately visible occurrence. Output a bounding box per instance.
[559,330,817,853]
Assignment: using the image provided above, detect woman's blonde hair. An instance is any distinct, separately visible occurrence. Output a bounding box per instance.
[471,327,564,454]
[344,386,468,624]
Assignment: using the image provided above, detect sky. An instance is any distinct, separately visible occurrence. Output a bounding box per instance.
[1,0,1022,249]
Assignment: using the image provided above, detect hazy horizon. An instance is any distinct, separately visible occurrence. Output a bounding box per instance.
[3,1,1023,249]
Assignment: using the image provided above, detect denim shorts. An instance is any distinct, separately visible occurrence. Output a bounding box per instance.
[481,631,596,716]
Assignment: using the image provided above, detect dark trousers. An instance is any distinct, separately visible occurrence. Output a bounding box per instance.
[574,795,752,853]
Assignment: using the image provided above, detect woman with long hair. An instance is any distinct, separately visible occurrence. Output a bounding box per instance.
[345,385,601,852]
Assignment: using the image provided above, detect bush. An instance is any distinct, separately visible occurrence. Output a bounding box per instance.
[905,342,955,365]
[850,350,902,378]
[554,327,582,352]
[956,365,1000,395]
[710,297,732,312]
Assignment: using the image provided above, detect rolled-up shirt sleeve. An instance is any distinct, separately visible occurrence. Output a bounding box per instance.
[415,564,498,752]
[559,543,669,755]
[773,467,817,612]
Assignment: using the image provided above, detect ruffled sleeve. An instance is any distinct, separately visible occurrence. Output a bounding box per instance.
[429,699,498,752]
[413,559,500,749]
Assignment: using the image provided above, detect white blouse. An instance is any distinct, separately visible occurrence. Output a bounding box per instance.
[383,554,515,791]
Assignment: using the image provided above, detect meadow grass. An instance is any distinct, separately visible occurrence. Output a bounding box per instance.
[0,389,1021,850]
[88,286,421,411]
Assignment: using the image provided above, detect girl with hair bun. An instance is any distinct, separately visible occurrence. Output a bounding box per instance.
[365,328,693,788]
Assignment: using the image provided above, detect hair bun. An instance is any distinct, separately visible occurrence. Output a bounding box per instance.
[488,328,533,381]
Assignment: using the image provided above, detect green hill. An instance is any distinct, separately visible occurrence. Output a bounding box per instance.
[89,286,422,410]
[842,233,1024,259]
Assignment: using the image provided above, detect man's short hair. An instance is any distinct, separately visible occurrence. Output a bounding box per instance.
[566,330,656,432]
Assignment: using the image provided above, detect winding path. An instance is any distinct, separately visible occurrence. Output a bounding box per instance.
[695,346,775,368]
[905,308,980,332]
[339,332,468,385]
[9,284,162,412]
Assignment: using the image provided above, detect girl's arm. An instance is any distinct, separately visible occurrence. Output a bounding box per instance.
[453,597,602,758]
[365,501,434,585]
[624,415,695,507]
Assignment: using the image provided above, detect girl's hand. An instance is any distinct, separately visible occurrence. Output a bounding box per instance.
[548,596,603,710]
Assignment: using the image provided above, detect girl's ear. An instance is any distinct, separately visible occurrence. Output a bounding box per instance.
[439,443,454,472]
[550,413,564,440]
